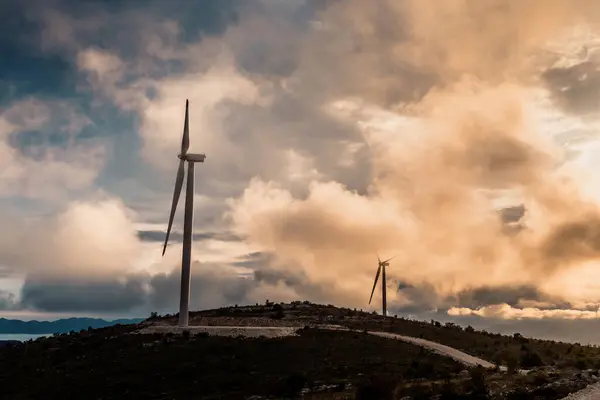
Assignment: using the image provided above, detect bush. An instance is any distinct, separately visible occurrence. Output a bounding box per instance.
[506,355,519,374]
[275,373,307,397]
[355,377,396,400]
[467,366,488,397]
[440,379,459,399]
[271,309,285,320]
[528,371,550,386]
[520,350,543,368]
[575,357,589,370]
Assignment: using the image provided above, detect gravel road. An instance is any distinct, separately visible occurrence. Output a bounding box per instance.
[561,382,600,400]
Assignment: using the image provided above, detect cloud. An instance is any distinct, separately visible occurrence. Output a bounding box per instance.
[0,197,143,279]
[448,303,600,320]
[3,0,600,325]
[0,97,105,200]
[225,1,600,314]
[20,276,148,313]
[0,290,18,310]
[137,230,241,243]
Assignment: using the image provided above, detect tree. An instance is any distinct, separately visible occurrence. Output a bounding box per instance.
[272,308,285,320]
[506,354,519,374]
[149,311,158,319]
[467,366,489,398]
[440,379,459,399]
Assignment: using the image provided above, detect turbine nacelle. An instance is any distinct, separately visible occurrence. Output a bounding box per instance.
[178,153,206,162]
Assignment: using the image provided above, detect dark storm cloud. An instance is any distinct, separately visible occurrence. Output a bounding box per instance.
[543,59,600,115]
[389,281,571,313]
[148,263,256,311]
[0,290,18,310]
[20,277,148,312]
[437,313,600,345]
[454,286,571,310]
[231,251,272,268]
[137,230,242,243]
[499,205,525,223]
[11,266,259,315]
[253,268,306,288]
[29,0,244,53]
[252,265,338,304]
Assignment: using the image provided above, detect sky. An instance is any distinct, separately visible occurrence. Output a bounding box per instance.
[3,0,600,343]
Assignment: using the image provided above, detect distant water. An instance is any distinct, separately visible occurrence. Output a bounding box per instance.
[0,333,49,342]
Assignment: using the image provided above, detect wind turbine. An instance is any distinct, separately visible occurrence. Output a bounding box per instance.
[162,99,206,327]
[368,254,398,318]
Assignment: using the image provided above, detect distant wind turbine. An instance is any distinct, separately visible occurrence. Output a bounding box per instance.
[162,100,206,327]
[368,254,399,318]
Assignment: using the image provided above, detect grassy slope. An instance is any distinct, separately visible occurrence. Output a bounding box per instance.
[0,324,462,399]
[1,302,598,399]
[185,302,600,370]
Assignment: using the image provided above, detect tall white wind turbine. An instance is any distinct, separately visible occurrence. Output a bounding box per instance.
[368,254,398,317]
[162,100,206,327]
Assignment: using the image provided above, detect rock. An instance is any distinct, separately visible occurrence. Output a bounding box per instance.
[458,369,470,378]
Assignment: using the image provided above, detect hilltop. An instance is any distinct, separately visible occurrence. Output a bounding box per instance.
[1,301,599,399]
[151,301,600,371]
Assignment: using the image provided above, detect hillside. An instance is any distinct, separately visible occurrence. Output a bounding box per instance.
[150,302,600,372]
[1,302,599,399]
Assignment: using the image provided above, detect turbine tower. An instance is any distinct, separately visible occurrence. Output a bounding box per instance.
[162,99,206,327]
[368,254,398,317]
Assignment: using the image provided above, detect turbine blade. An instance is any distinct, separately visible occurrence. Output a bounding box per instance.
[368,265,382,304]
[162,159,185,256]
[181,99,190,155]
[382,254,400,264]
[376,252,381,264]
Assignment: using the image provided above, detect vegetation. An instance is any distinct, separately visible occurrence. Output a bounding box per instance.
[187,301,600,370]
[1,324,464,399]
[1,302,598,399]
[340,317,600,371]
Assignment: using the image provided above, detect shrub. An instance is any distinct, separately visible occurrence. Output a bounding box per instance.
[575,357,589,370]
[440,379,459,399]
[276,373,307,397]
[528,371,550,386]
[355,377,396,400]
[271,308,285,320]
[467,366,488,397]
[506,355,519,374]
[520,350,543,368]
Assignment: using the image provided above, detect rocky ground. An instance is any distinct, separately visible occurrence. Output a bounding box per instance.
[561,378,600,400]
